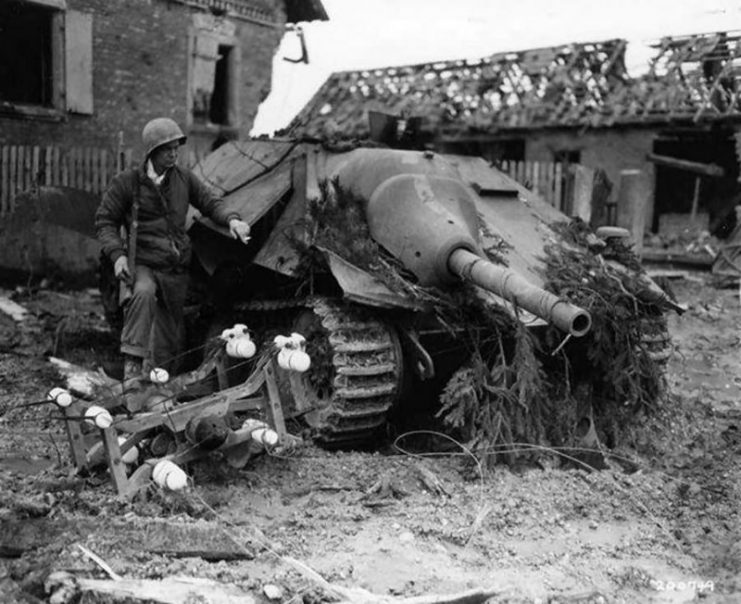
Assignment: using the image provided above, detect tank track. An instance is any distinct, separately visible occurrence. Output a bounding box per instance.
[300,298,403,447]
[638,317,672,365]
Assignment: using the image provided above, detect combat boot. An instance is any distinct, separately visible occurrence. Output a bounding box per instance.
[123,355,143,382]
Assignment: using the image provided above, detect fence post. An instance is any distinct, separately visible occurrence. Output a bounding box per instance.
[616,169,648,257]
[44,146,53,186]
[554,163,563,211]
[572,165,595,223]
[1,146,8,214]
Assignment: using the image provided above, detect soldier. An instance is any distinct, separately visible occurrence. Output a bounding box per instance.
[96,117,251,381]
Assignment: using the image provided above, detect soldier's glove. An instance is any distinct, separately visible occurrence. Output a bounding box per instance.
[229,219,251,244]
[113,256,132,284]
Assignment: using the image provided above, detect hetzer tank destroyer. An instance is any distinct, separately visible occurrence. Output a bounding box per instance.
[116,135,675,451]
[89,132,681,469]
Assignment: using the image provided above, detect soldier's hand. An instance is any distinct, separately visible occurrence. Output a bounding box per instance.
[113,256,132,283]
[229,219,251,244]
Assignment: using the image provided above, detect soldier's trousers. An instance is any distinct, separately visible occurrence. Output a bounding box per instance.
[120,265,189,373]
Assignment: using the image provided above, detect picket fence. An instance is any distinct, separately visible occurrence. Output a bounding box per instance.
[0,144,132,215]
[499,160,576,212]
[0,147,592,220]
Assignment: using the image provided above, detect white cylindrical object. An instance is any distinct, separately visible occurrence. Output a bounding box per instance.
[232,323,249,336]
[149,367,170,384]
[273,335,291,348]
[118,437,139,464]
[152,459,188,491]
[242,418,279,447]
[278,348,311,372]
[289,333,306,348]
[47,387,72,408]
[85,405,113,429]
[226,336,256,358]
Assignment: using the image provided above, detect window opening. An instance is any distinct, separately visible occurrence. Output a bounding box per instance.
[0,2,54,106]
[210,45,231,125]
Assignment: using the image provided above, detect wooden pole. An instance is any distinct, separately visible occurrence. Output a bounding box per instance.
[646,153,724,177]
[690,175,702,225]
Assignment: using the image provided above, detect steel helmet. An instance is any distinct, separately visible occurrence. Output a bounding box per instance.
[142,117,186,158]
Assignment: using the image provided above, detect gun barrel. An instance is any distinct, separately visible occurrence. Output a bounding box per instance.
[448,249,592,337]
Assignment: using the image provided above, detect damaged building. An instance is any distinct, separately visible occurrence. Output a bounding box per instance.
[0,0,326,160]
[286,31,741,250]
[0,0,326,282]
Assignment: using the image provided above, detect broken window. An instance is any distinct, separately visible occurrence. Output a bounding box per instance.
[0,1,93,115]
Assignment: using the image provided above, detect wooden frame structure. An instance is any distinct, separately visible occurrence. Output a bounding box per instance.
[54,348,309,499]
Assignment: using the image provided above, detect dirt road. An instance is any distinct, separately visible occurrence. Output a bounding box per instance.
[0,275,738,603]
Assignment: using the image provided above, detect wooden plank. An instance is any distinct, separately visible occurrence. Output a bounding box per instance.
[32,146,40,187]
[524,161,533,189]
[70,576,256,602]
[554,163,563,211]
[82,147,89,190]
[18,146,26,193]
[9,146,17,211]
[88,146,95,190]
[93,148,101,193]
[263,361,288,440]
[543,163,553,205]
[15,146,22,193]
[25,146,33,191]
[690,175,702,223]
[78,147,85,189]
[52,146,60,186]
[1,145,8,214]
[100,148,108,192]
[101,426,129,494]
[531,161,540,194]
[0,518,253,563]
[44,146,53,185]
[74,148,82,189]
[61,147,69,186]
[74,147,79,188]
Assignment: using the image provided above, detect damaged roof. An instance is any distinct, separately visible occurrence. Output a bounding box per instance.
[285,31,741,139]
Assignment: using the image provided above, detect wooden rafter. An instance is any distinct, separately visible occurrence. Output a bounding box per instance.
[285,31,741,140]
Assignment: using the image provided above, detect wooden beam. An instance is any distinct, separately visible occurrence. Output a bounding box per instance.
[646,153,725,177]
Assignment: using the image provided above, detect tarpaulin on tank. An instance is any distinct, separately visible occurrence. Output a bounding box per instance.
[190,140,298,239]
[192,139,297,196]
[192,160,293,238]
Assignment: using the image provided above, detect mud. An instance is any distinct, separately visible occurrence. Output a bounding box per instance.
[0,277,739,603]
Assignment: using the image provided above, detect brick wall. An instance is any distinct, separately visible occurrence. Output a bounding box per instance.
[0,0,286,164]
